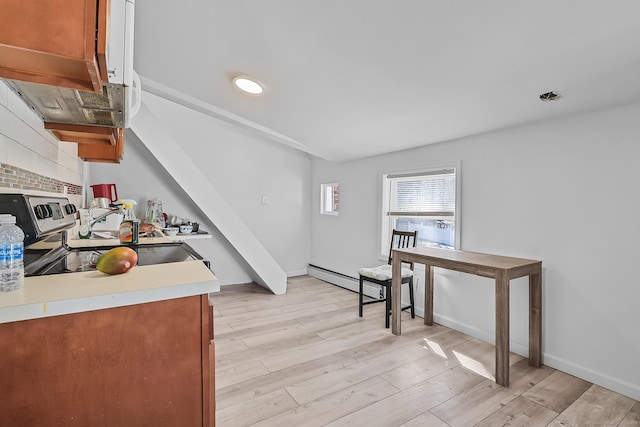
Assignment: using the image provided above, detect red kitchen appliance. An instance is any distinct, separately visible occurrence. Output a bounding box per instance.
[91,184,118,203]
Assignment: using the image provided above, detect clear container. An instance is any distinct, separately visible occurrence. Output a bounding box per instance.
[119,219,139,245]
[0,215,25,292]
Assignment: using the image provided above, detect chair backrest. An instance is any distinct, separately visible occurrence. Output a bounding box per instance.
[387,229,418,267]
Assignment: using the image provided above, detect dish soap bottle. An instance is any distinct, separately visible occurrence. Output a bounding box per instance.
[119,200,139,245]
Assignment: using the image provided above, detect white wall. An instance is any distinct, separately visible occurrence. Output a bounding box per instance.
[310,102,640,401]
[89,96,311,285]
[0,81,83,205]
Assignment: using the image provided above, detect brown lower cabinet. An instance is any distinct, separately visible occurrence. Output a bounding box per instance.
[0,294,215,427]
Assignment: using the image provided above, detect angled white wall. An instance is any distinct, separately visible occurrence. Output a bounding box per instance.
[90,91,311,292]
[310,102,640,401]
[89,129,256,286]
[132,100,287,293]
[0,81,83,194]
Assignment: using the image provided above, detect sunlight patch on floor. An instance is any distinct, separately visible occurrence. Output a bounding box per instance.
[453,350,495,380]
[423,338,447,359]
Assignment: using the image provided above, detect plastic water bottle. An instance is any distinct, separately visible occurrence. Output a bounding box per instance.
[0,215,25,292]
[0,214,10,290]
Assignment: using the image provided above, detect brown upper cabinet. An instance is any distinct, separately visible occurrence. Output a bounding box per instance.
[45,122,121,146]
[0,0,108,93]
[76,128,125,163]
[44,122,124,163]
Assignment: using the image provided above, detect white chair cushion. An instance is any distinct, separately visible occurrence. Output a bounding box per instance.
[358,264,413,281]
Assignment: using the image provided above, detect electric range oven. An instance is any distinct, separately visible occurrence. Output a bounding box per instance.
[0,193,208,277]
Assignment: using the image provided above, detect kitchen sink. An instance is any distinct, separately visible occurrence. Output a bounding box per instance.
[89,230,162,239]
[27,242,206,276]
[89,230,120,239]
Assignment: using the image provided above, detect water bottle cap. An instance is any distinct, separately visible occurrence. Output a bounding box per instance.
[0,214,16,224]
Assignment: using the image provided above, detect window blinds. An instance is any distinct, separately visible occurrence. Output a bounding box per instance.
[387,170,456,216]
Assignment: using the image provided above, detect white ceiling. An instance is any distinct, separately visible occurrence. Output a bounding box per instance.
[133,1,640,162]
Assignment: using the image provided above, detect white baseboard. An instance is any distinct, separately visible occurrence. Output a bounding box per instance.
[426,311,529,357]
[541,354,640,401]
[306,265,640,401]
[416,309,640,399]
[287,269,310,278]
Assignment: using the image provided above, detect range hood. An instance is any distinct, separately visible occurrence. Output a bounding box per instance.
[6,75,140,129]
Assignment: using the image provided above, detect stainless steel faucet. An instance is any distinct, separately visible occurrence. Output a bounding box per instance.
[88,207,123,232]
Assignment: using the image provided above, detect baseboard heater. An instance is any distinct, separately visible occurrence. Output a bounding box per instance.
[307,264,425,318]
[307,264,380,299]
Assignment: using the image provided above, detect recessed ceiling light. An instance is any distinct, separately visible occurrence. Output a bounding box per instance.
[233,76,264,95]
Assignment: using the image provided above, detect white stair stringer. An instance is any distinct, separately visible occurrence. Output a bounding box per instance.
[129,101,287,295]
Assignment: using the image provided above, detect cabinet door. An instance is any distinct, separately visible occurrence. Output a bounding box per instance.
[0,296,205,427]
[0,0,104,92]
[201,294,216,427]
[45,122,120,145]
[76,127,125,163]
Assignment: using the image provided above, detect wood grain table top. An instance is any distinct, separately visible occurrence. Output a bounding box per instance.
[393,247,541,278]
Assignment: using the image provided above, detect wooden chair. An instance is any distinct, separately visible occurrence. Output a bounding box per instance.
[358,230,417,328]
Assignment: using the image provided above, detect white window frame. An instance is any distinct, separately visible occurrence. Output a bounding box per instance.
[320,183,339,216]
[380,164,461,258]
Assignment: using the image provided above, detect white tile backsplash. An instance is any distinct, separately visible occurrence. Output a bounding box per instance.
[0,106,11,142]
[19,119,40,152]
[6,143,38,171]
[0,80,83,188]
[0,134,8,161]
[0,83,7,107]
[1,108,20,144]
[38,139,56,162]
[60,142,79,157]
[57,165,81,185]
[6,87,36,121]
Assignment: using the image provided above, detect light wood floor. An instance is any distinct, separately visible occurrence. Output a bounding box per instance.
[214,276,639,427]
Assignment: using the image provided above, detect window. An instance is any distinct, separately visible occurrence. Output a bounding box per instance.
[381,167,459,255]
[320,183,339,216]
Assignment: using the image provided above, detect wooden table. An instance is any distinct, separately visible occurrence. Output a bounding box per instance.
[391,247,542,387]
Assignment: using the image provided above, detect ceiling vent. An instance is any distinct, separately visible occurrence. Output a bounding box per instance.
[539,91,561,102]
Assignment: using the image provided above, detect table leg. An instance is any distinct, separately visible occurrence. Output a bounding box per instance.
[424,264,434,326]
[495,270,510,386]
[391,255,402,335]
[529,267,542,368]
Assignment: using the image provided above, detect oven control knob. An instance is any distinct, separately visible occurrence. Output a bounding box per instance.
[35,204,50,219]
[65,204,77,214]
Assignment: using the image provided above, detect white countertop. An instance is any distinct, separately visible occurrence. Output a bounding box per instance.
[0,260,220,324]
